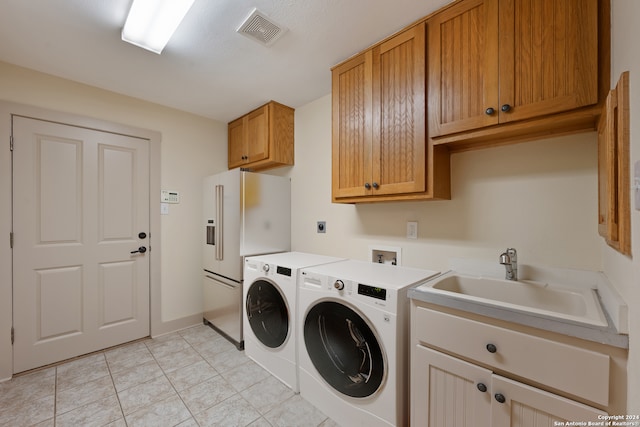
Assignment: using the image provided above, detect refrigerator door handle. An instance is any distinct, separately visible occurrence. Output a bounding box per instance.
[215,184,224,260]
[205,274,237,289]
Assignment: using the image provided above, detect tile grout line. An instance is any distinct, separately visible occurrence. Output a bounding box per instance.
[150,336,203,427]
[53,366,58,427]
[104,349,130,427]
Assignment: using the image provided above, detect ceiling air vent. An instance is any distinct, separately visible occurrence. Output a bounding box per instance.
[236,8,287,47]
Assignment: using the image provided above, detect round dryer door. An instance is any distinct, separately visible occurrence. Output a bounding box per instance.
[246,280,289,348]
[304,301,384,398]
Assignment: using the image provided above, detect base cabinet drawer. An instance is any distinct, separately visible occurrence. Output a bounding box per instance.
[411,345,606,427]
[413,306,610,406]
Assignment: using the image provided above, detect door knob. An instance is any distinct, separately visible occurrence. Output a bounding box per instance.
[131,246,147,254]
[485,107,495,115]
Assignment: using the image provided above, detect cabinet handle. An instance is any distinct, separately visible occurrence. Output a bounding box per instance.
[364,183,371,189]
[485,107,495,116]
[372,182,379,189]
[494,393,506,404]
[486,343,497,353]
[476,383,487,393]
[501,104,512,112]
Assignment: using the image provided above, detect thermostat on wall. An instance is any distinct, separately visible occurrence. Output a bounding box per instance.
[161,190,180,204]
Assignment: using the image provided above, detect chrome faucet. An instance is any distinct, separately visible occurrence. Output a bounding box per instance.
[499,248,518,281]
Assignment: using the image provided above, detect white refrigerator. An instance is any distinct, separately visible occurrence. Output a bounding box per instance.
[203,169,290,349]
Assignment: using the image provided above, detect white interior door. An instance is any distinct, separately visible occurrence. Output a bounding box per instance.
[12,116,150,373]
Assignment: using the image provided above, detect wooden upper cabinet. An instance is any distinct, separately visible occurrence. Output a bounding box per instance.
[428,0,499,137]
[498,0,598,122]
[598,71,631,256]
[373,24,426,196]
[332,23,447,203]
[228,116,248,169]
[227,101,294,171]
[428,0,599,139]
[332,50,373,200]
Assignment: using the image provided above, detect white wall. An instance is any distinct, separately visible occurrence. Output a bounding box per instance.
[605,0,640,412]
[0,61,227,380]
[289,94,601,274]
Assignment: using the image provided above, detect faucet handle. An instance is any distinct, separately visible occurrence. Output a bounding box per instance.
[499,252,510,265]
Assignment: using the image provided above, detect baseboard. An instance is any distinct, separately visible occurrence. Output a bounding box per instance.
[151,313,204,338]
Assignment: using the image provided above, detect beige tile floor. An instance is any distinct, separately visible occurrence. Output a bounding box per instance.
[0,325,340,427]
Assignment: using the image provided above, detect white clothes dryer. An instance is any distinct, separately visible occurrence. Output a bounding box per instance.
[298,259,439,426]
[243,252,344,392]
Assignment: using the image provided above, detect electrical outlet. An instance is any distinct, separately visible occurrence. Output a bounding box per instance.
[406,221,418,239]
[317,221,326,233]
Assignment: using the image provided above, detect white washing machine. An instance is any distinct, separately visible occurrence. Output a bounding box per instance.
[298,259,439,426]
[243,252,345,392]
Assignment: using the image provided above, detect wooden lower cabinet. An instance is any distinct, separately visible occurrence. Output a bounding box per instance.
[411,345,606,427]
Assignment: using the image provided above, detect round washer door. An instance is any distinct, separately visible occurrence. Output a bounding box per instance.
[303,301,384,398]
[246,279,289,348]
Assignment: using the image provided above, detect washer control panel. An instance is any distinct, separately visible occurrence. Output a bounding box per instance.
[277,266,292,277]
[357,283,387,301]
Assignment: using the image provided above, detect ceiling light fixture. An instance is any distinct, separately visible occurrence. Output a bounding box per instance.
[122,0,195,54]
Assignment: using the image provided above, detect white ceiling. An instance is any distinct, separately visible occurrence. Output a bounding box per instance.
[0,0,450,123]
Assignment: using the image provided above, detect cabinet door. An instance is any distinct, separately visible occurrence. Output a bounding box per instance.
[228,117,247,169]
[428,0,499,137]
[498,0,598,123]
[491,375,606,427]
[331,51,373,199]
[598,72,631,255]
[412,345,492,427]
[372,23,426,195]
[246,104,269,164]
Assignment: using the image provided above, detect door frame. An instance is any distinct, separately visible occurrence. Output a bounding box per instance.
[0,101,161,380]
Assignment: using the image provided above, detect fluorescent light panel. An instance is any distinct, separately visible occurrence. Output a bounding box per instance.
[122,0,195,54]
